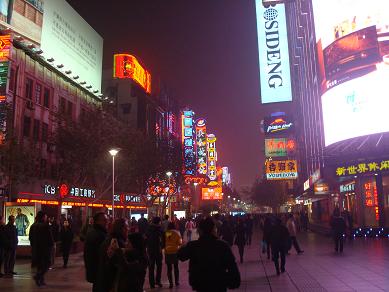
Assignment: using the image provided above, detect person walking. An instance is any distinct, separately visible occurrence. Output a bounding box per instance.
[245,214,254,246]
[178,217,241,292]
[3,215,18,277]
[48,217,59,268]
[270,217,290,275]
[137,214,149,236]
[234,218,246,264]
[262,215,273,260]
[185,218,195,242]
[286,214,304,254]
[60,220,74,268]
[84,212,108,292]
[80,216,94,242]
[330,208,346,253]
[220,217,234,246]
[162,215,170,232]
[0,215,5,277]
[164,222,182,288]
[146,216,164,288]
[29,211,54,286]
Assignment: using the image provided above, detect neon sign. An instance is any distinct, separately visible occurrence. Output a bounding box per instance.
[182,110,196,175]
[335,159,389,177]
[44,184,96,199]
[264,115,293,135]
[202,187,223,200]
[266,160,298,180]
[196,119,207,175]
[113,54,152,94]
[364,182,379,221]
[265,138,296,157]
[0,35,11,102]
[207,134,217,181]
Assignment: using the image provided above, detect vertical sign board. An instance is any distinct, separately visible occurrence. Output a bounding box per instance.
[0,35,11,145]
[255,2,292,103]
[196,119,207,175]
[182,111,196,176]
[207,134,217,181]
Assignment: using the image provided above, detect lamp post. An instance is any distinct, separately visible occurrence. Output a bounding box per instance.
[166,171,172,217]
[193,182,198,215]
[109,149,119,218]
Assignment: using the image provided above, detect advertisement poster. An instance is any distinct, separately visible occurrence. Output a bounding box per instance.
[313,0,389,146]
[265,160,298,180]
[5,205,35,246]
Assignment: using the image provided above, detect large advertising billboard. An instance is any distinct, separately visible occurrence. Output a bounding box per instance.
[255,1,292,104]
[196,119,207,175]
[41,0,103,92]
[263,115,293,135]
[313,0,389,146]
[265,138,296,157]
[182,110,196,176]
[265,159,298,180]
[5,205,35,246]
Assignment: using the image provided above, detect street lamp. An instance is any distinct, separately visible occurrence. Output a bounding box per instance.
[166,171,173,217]
[109,149,119,218]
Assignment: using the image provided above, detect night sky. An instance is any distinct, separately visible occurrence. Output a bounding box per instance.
[66,0,263,190]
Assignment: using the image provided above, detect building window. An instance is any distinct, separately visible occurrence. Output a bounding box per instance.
[40,158,47,178]
[35,83,42,104]
[43,87,51,108]
[121,103,132,115]
[42,122,48,143]
[25,77,33,99]
[67,101,73,119]
[23,116,31,137]
[33,119,40,141]
[59,97,66,114]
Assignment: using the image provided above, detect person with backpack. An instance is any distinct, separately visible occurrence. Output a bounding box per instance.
[164,222,182,288]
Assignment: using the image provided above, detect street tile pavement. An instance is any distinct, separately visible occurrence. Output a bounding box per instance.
[1,230,389,291]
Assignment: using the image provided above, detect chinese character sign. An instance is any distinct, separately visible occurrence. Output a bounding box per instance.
[113,54,152,94]
[182,111,196,176]
[202,187,223,200]
[196,119,207,175]
[335,159,389,177]
[265,160,298,180]
[207,134,217,181]
[0,35,11,102]
[265,138,296,157]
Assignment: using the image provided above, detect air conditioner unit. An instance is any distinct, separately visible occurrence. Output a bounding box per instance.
[26,100,35,110]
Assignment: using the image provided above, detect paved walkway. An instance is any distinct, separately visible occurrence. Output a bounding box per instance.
[1,230,389,291]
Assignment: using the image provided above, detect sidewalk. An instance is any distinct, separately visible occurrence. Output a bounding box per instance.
[1,230,389,291]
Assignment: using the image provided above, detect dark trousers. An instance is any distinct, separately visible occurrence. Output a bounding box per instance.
[265,240,271,259]
[334,234,344,252]
[166,257,179,285]
[272,248,286,273]
[148,252,162,287]
[237,244,245,263]
[290,236,302,253]
[62,247,71,267]
[4,248,16,274]
[246,232,253,245]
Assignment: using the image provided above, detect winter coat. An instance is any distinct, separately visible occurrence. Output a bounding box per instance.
[60,227,74,251]
[330,216,346,236]
[164,230,182,254]
[234,223,246,246]
[3,223,18,250]
[270,224,290,252]
[137,218,149,235]
[178,234,241,292]
[263,217,273,242]
[145,224,163,255]
[220,222,234,246]
[286,218,297,237]
[84,224,107,283]
[29,222,54,268]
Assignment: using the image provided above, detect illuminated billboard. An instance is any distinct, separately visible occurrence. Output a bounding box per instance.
[202,187,223,200]
[313,0,389,146]
[264,115,293,135]
[0,35,11,102]
[40,0,103,92]
[113,54,152,94]
[255,1,292,104]
[265,160,298,180]
[182,110,195,176]
[207,134,217,181]
[265,138,296,157]
[196,119,207,175]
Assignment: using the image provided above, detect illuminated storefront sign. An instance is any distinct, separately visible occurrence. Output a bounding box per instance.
[265,138,296,157]
[364,181,379,221]
[340,182,355,193]
[113,54,152,94]
[222,167,231,185]
[182,110,196,176]
[44,184,96,199]
[264,115,293,135]
[113,193,141,204]
[196,119,207,175]
[255,2,292,104]
[202,187,223,200]
[314,183,329,195]
[207,134,217,181]
[0,35,11,102]
[265,160,298,180]
[313,0,389,146]
[335,159,389,177]
[184,176,207,185]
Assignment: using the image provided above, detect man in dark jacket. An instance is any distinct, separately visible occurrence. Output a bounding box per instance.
[178,217,241,292]
[84,212,108,292]
[3,215,18,277]
[29,211,54,286]
[270,217,290,275]
[331,208,346,253]
[146,216,164,288]
[137,213,148,235]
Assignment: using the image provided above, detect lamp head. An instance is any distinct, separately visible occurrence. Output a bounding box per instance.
[109,149,119,157]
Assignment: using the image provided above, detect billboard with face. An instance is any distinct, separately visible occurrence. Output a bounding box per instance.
[313,0,389,146]
[5,205,35,246]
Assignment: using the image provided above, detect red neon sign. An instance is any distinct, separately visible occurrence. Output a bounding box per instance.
[0,35,11,62]
[113,54,151,94]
